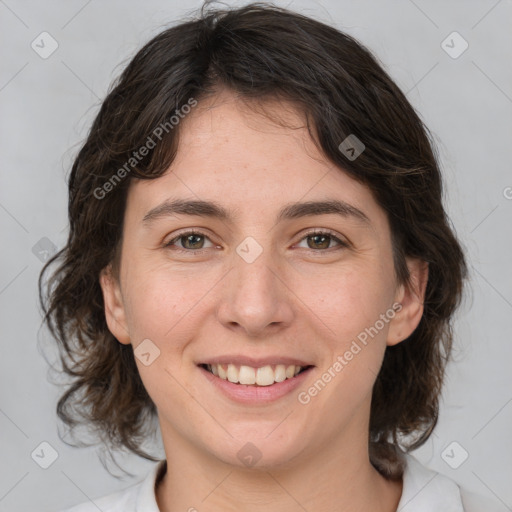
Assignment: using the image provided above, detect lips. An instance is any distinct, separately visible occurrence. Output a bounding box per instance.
[198,361,314,404]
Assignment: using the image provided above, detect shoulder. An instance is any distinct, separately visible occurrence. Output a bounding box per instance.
[56,486,138,512]
[459,487,506,512]
[398,453,465,511]
[55,460,166,512]
[398,454,502,512]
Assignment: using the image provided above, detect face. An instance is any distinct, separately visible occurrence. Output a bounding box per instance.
[101,90,427,470]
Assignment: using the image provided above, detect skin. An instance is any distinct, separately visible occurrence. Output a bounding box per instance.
[100,89,428,512]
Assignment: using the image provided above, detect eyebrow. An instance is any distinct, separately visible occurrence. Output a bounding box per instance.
[142,198,371,226]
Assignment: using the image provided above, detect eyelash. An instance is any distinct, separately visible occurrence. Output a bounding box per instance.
[163,229,349,255]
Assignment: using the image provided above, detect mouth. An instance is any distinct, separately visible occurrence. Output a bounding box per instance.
[199,362,313,387]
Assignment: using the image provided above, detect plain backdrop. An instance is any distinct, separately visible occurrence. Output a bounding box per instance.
[1,1,511,511]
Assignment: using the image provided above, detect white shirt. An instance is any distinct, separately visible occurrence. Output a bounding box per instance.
[57,454,501,512]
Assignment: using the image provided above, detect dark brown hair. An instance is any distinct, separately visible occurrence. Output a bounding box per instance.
[39,2,467,478]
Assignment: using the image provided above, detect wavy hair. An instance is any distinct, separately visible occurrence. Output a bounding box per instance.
[39,2,467,478]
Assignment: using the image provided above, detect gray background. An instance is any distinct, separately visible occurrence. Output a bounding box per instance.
[1,0,511,511]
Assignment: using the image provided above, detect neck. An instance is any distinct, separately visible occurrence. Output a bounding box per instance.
[155,423,402,512]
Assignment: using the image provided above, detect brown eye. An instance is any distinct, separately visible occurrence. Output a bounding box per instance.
[296,230,348,251]
[180,233,205,249]
[307,233,332,250]
[164,231,215,252]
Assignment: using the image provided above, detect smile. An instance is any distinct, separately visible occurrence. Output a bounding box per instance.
[198,361,315,404]
[200,363,311,386]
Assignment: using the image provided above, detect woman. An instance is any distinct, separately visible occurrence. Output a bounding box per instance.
[41,3,497,511]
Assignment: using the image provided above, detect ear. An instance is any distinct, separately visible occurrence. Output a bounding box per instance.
[387,257,429,346]
[99,265,131,345]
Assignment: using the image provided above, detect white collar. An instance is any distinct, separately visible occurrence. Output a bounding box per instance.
[397,454,464,511]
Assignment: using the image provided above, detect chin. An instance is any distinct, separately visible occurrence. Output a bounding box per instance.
[203,425,309,471]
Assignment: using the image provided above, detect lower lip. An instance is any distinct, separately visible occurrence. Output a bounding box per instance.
[199,365,314,404]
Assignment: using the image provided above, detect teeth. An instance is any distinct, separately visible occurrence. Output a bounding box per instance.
[239,365,256,385]
[218,364,227,380]
[227,363,239,383]
[274,364,286,382]
[256,365,274,386]
[205,363,305,385]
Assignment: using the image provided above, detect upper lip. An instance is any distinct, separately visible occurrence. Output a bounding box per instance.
[198,355,314,368]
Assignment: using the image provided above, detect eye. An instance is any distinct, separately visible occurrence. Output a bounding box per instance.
[164,230,216,252]
[296,229,348,251]
[163,228,349,254]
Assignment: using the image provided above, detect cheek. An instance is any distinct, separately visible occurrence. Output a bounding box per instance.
[122,267,206,411]
[122,264,214,342]
[300,274,395,421]
[308,264,396,343]
[299,263,397,408]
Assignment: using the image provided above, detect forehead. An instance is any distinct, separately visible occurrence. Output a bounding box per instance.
[124,91,387,234]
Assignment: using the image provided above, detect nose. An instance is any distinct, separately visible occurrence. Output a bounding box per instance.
[216,245,294,338]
